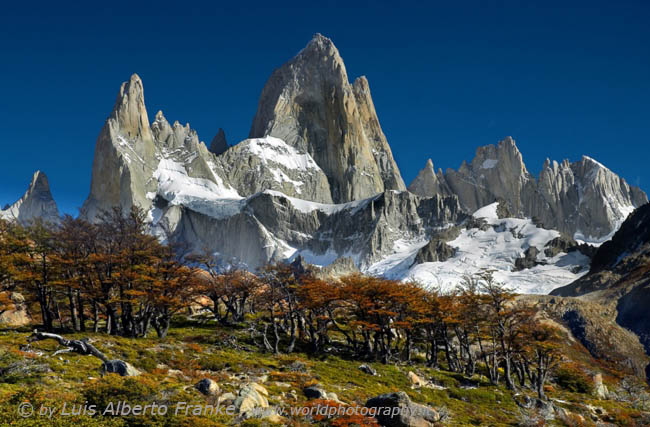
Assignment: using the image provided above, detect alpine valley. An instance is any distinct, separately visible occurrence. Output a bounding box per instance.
[2,34,647,296]
[4,31,650,426]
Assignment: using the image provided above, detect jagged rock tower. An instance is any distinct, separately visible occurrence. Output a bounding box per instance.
[249,33,405,203]
[0,171,60,224]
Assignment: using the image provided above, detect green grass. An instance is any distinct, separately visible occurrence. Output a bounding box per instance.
[0,320,647,427]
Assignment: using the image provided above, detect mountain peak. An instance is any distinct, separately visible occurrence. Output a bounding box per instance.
[0,170,59,224]
[110,73,152,142]
[209,128,229,155]
[408,159,450,197]
[304,33,336,52]
[248,34,405,203]
[581,155,607,170]
[29,170,50,193]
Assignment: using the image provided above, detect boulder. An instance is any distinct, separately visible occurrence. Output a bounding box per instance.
[514,246,542,271]
[100,360,141,377]
[234,382,269,415]
[592,373,609,399]
[195,378,220,396]
[303,385,328,399]
[359,364,378,376]
[365,391,441,427]
[0,292,31,326]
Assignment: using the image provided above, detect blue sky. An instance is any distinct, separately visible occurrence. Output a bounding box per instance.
[1,1,649,214]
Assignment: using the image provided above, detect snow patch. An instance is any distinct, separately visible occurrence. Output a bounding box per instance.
[481,159,498,169]
[263,190,377,215]
[472,202,499,220]
[153,158,243,219]
[364,204,588,294]
[244,136,321,171]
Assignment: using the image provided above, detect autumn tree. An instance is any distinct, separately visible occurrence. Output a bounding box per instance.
[521,323,563,400]
[11,219,59,331]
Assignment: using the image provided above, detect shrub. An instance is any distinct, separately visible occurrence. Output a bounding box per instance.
[554,363,594,394]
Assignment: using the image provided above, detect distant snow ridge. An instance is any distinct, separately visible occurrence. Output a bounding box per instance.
[367,203,590,294]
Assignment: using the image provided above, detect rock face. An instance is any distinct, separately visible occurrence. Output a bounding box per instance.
[209,128,228,155]
[407,159,451,198]
[412,239,456,264]
[81,74,159,221]
[552,203,650,359]
[249,33,405,203]
[513,246,541,271]
[0,171,60,224]
[217,136,333,203]
[75,37,644,294]
[408,137,647,241]
[79,71,462,275]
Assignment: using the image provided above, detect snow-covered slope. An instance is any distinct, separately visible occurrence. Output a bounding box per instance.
[366,203,590,294]
[78,71,640,296]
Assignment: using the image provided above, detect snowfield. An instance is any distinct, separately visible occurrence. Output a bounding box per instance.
[139,133,628,296]
[153,158,243,220]
[366,203,591,294]
[244,137,322,171]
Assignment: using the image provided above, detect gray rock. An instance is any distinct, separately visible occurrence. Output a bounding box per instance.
[209,128,228,155]
[408,159,451,198]
[100,360,141,377]
[318,257,359,278]
[408,137,647,241]
[216,136,333,203]
[365,391,441,426]
[0,171,60,225]
[359,364,377,376]
[81,74,159,221]
[249,33,405,203]
[412,239,457,265]
[234,382,269,416]
[286,361,308,373]
[514,247,542,271]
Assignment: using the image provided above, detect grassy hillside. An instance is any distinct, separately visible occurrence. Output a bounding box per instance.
[1,316,649,427]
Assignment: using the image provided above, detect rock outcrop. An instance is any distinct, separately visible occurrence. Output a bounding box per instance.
[209,128,228,155]
[412,239,456,265]
[0,171,60,224]
[249,33,405,203]
[408,159,451,198]
[100,360,141,377]
[408,137,647,240]
[81,74,159,221]
[551,203,650,373]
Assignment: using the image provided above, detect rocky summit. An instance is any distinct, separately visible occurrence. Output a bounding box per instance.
[0,171,59,225]
[2,34,647,295]
[249,33,405,203]
[409,136,647,242]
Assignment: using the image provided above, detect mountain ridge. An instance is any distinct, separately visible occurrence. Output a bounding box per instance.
[1,34,645,295]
